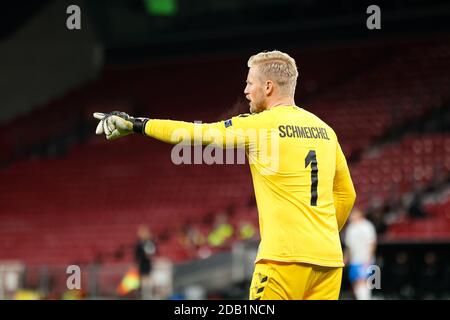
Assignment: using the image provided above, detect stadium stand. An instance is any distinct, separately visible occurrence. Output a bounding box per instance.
[1,37,449,270]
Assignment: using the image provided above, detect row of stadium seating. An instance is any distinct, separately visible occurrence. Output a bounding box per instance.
[352,134,450,208]
[311,40,450,158]
[386,196,450,240]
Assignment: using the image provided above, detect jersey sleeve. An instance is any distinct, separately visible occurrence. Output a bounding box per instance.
[333,141,357,231]
[144,113,267,149]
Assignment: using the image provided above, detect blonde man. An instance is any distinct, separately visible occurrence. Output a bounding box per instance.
[94,50,356,300]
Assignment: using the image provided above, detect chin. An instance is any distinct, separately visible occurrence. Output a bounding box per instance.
[249,103,255,114]
[248,103,257,113]
[250,105,263,114]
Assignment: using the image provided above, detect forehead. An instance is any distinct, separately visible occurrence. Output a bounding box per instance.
[247,66,260,80]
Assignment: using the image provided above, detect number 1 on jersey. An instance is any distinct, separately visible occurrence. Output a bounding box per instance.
[305,150,318,206]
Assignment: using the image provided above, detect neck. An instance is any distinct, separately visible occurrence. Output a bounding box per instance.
[266,97,296,110]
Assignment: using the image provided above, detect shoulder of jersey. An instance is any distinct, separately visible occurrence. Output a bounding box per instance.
[237,108,274,118]
[223,113,255,128]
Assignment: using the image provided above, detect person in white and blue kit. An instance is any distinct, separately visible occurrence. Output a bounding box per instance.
[344,208,377,300]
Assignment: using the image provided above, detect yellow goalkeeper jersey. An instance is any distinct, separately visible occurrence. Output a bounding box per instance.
[144,105,356,267]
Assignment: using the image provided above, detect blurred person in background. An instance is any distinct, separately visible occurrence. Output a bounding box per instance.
[344,208,377,300]
[366,205,388,236]
[134,225,156,299]
[207,213,234,249]
[408,192,427,219]
[237,219,257,241]
[177,221,207,259]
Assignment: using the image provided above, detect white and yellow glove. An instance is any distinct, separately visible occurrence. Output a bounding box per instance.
[93,111,149,140]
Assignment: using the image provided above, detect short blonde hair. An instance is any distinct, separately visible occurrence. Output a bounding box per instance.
[247,50,298,96]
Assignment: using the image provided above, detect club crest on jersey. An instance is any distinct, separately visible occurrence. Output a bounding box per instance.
[224,119,233,128]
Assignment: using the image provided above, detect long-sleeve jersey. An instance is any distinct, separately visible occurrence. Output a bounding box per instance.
[144,105,356,267]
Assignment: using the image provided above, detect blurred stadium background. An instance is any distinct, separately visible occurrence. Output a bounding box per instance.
[0,0,450,300]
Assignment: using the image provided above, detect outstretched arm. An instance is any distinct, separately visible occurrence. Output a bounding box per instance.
[333,142,356,231]
[144,119,245,147]
[94,111,261,149]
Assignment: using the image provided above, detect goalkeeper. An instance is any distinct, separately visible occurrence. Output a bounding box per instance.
[94,50,356,300]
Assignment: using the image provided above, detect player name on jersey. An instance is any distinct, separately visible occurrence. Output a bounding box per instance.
[278,125,330,140]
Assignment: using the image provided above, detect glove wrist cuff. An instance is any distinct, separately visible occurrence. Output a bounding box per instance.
[132,118,149,135]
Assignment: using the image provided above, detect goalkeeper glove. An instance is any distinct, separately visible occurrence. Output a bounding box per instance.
[93,111,149,140]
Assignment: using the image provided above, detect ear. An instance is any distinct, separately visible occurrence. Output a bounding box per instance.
[265,80,274,96]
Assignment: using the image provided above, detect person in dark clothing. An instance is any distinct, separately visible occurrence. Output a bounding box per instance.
[135,225,156,299]
[408,193,427,219]
[368,207,388,236]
